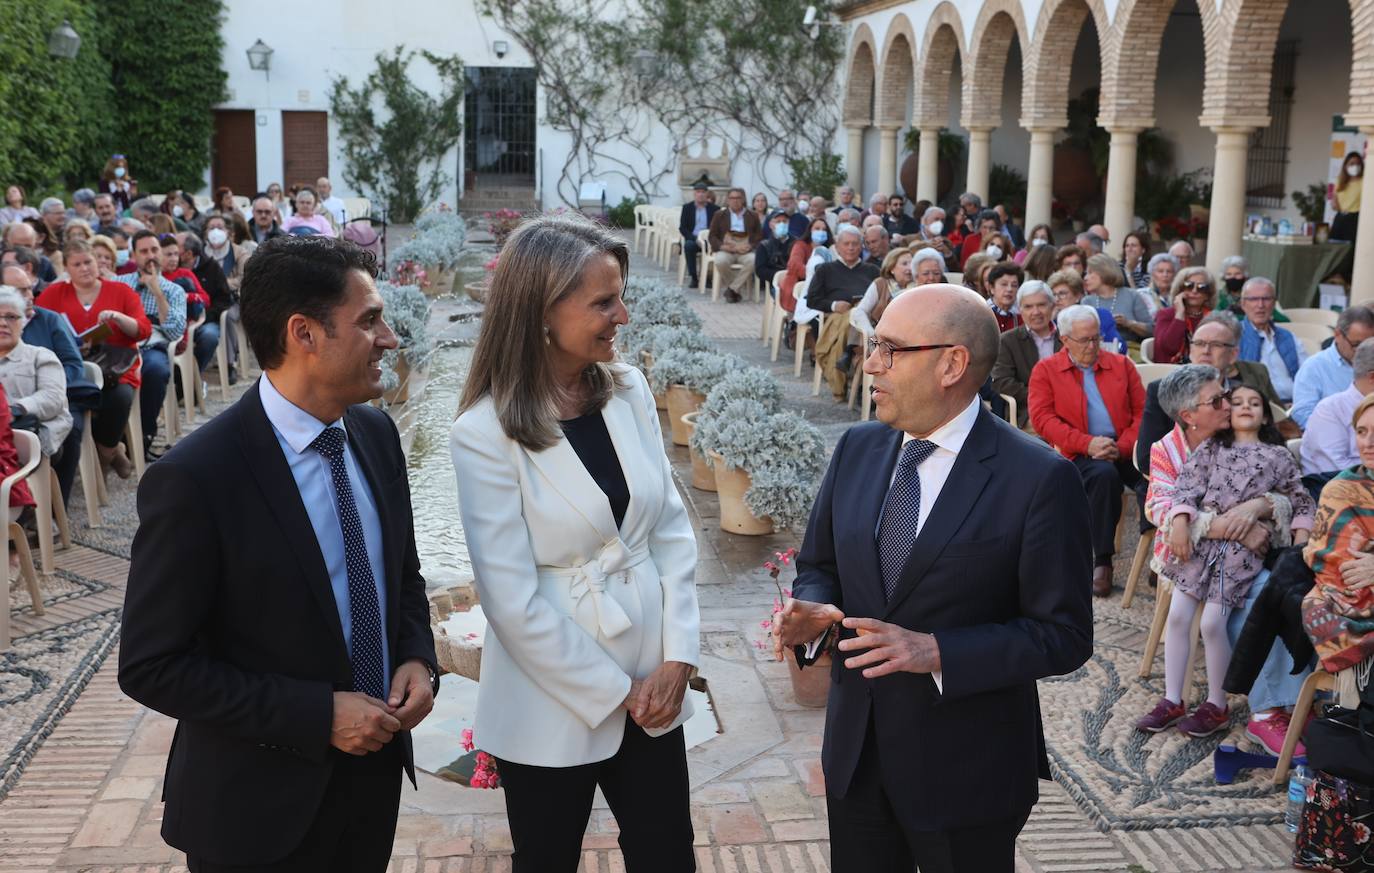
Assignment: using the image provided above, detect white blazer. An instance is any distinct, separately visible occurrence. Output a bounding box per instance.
[450,364,700,767]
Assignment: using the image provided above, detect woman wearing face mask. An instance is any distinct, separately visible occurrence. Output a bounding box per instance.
[778,216,829,330]
[1217,255,1249,311]
[1014,223,1054,265]
[1120,231,1151,289]
[1082,253,1153,345]
[980,232,1013,264]
[160,191,190,232]
[1330,152,1363,243]
[100,155,133,211]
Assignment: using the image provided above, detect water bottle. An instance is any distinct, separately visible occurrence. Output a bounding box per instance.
[1286,765,1314,833]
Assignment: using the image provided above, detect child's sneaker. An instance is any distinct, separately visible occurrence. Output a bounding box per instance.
[1178,702,1230,737]
[1246,710,1304,757]
[1136,697,1186,733]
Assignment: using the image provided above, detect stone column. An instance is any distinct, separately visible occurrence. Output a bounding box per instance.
[1024,128,1057,233]
[877,125,900,202]
[1205,127,1256,276]
[1103,127,1143,258]
[846,125,866,193]
[916,127,940,204]
[1354,126,1374,305]
[965,127,994,202]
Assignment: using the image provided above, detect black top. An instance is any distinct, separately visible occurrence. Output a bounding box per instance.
[561,411,630,528]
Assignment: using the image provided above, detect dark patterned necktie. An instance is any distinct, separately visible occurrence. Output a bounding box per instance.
[309,426,385,699]
[877,439,937,601]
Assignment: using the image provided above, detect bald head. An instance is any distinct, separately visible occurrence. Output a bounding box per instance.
[882,284,1000,386]
[4,222,36,248]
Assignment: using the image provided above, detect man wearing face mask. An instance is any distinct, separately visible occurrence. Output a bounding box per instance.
[918,206,960,272]
[754,212,795,294]
[200,216,252,381]
[108,229,132,270]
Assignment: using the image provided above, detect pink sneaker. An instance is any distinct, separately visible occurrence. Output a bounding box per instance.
[1246,710,1305,758]
[1178,702,1231,738]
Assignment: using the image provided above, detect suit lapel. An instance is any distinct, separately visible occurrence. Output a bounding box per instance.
[882,409,999,618]
[344,407,404,630]
[238,382,349,664]
[524,421,619,543]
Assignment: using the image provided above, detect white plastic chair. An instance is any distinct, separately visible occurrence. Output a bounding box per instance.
[1139,337,1156,363]
[77,362,103,526]
[25,429,71,576]
[175,316,205,424]
[633,205,650,255]
[1284,308,1339,328]
[1286,322,1333,356]
[212,309,254,402]
[0,430,44,652]
[1133,362,1179,386]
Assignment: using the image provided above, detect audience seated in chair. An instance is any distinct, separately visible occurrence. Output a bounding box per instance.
[991,280,1059,429]
[1291,305,1374,428]
[707,187,761,303]
[1300,337,1374,498]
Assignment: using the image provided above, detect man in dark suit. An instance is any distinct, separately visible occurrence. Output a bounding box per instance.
[678,181,718,288]
[991,281,1061,429]
[775,285,1093,873]
[119,235,438,872]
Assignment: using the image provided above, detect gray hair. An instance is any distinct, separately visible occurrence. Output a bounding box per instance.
[1220,255,1249,274]
[1169,240,1195,256]
[910,248,946,270]
[1158,364,1221,422]
[72,188,96,206]
[869,193,887,207]
[977,209,1000,227]
[1147,252,1179,274]
[130,197,158,215]
[1076,232,1105,253]
[1197,310,1243,342]
[1354,338,1374,379]
[39,197,64,214]
[1338,305,1374,334]
[863,223,888,241]
[834,224,863,243]
[1240,276,1274,297]
[1056,303,1100,335]
[1016,280,1054,308]
[837,208,861,224]
[120,217,146,233]
[0,286,28,328]
[181,232,203,257]
[837,186,854,197]
[959,192,983,209]
[922,206,945,223]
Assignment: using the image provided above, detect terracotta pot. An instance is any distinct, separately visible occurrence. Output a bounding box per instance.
[709,451,774,536]
[1052,143,1101,216]
[896,152,954,202]
[786,647,832,708]
[464,281,487,304]
[681,412,716,492]
[642,352,666,410]
[425,266,455,296]
[665,385,704,446]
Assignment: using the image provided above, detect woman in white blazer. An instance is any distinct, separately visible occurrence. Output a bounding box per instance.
[450,214,699,872]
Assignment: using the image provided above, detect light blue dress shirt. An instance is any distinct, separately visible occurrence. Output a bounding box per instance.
[1291,344,1353,428]
[258,374,391,696]
[1080,365,1117,438]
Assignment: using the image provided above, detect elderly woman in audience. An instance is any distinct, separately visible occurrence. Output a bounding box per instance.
[1137,365,1312,750]
[986,262,1023,332]
[1154,266,1216,363]
[1047,268,1125,353]
[282,188,336,237]
[1,185,40,225]
[1169,239,1196,269]
[1056,244,1088,276]
[1142,252,1179,316]
[1218,255,1249,310]
[1121,230,1151,289]
[1028,304,1145,596]
[36,240,151,479]
[0,286,72,460]
[1082,253,1153,345]
[62,218,93,247]
[962,252,994,298]
[89,235,119,278]
[851,246,918,338]
[992,280,1060,429]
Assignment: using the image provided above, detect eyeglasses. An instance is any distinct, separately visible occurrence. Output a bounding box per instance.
[1189,339,1236,351]
[1182,281,1210,291]
[865,338,955,368]
[1062,335,1102,346]
[1240,296,1275,304]
[1192,388,1233,411]
[0,314,22,324]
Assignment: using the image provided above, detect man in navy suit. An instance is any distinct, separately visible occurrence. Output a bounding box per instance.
[775,284,1094,873]
[678,182,719,288]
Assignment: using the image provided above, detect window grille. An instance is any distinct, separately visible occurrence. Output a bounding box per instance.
[1246,40,1298,209]
[464,67,537,180]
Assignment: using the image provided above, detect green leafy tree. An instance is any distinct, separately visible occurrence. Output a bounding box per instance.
[788,154,846,199]
[329,48,465,224]
[104,0,227,192]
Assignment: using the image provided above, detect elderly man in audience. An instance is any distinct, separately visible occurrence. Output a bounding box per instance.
[113,231,185,460]
[1292,305,1374,427]
[1029,304,1145,596]
[790,195,828,240]
[315,176,348,228]
[1075,232,1105,255]
[1236,277,1305,403]
[809,225,879,401]
[678,181,717,289]
[1136,311,1287,473]
[39,198,67,244]
[129,198,159,228]
[1168,239,1195,269]
[249,196,285,245]
[754,211,794,295]
[831,186,861,216]
[954,192,982,240]
[862,224,889,267]
[993,280,1060,429]
[1,245,54,296]
[707,187,762,303]
[883,194,920,240]
[866,193,887,222]
[0,286,72,457]
[959,209,1002,270]
[1301,338,1374,493]
[1141,365,1312,753]
[4,223,58,283]
[835,207,862,230]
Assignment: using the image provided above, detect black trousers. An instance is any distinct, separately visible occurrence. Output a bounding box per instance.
[90,382,134,449]
[52,412,82,505]
[682,237,702,282]
[186,746,402,873]
[827,720,1030,873]
[495,715,694,873]
[1072,456,1143,567]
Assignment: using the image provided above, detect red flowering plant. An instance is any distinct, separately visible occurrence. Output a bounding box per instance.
[757,548,799,652]
[484,208,523,247]
[437,727,501,789]
[1154,216,1192,242]
[391,259,430,289]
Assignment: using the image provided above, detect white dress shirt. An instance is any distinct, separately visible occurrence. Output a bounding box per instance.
[1255,324,1307,402]
[1301,382,1364,475]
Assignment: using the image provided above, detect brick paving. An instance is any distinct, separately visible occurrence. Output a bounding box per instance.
[0,234,1300,873]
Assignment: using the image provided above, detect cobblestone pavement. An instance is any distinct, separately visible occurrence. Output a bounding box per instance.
[0,234,1299,873]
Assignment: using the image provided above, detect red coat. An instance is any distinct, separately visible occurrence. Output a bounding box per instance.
[780,240,814,313]
[0,382,34,509]
[1028,348,1145,460]
[36,280,153,388]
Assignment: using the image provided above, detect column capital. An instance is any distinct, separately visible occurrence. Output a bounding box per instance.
[875,123,904,132]
[843,121,872,133]
[1019,116,1067,132]
[961,124,996,136]
[1198,115,1267,134]
[1105,126,1147,137]
[1096,114,1154,133]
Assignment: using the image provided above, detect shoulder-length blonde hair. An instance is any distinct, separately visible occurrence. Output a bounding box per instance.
[1169,266,1217,311]
[458,213,629,451]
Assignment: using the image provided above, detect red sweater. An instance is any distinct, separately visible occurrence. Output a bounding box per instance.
[0,382,34,509]
[163,267,210,310]
[36,280,153,388]
[1028,348,1146,460]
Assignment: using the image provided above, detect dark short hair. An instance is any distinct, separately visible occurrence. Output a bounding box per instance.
[986,263,1024,286]
[977,209,1000,227]
[3,245,40,271]
[240,235,380,370]
[1339,305,1374,333]
[130,229,159,251]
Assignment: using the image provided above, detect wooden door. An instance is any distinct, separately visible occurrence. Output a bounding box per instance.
[282,111,329,190]
[212,111,257,196]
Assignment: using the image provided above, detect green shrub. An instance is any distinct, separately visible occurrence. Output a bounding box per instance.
[607,196,643,229]
[789,153,846,200]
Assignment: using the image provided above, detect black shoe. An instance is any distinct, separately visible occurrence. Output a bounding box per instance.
[228,365,240,386]
[687,275,699,289]
[143,434,164,462]
[725,289,741,303]
[783,321,797,351]
[837,345,856,374]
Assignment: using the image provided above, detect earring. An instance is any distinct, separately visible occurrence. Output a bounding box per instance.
[543,324,551,346]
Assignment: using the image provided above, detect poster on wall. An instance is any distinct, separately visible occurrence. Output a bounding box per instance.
[1326,115,1368,224]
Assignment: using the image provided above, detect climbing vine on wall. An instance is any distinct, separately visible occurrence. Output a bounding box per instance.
[329,48,466,224]
[480,0,845,206]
